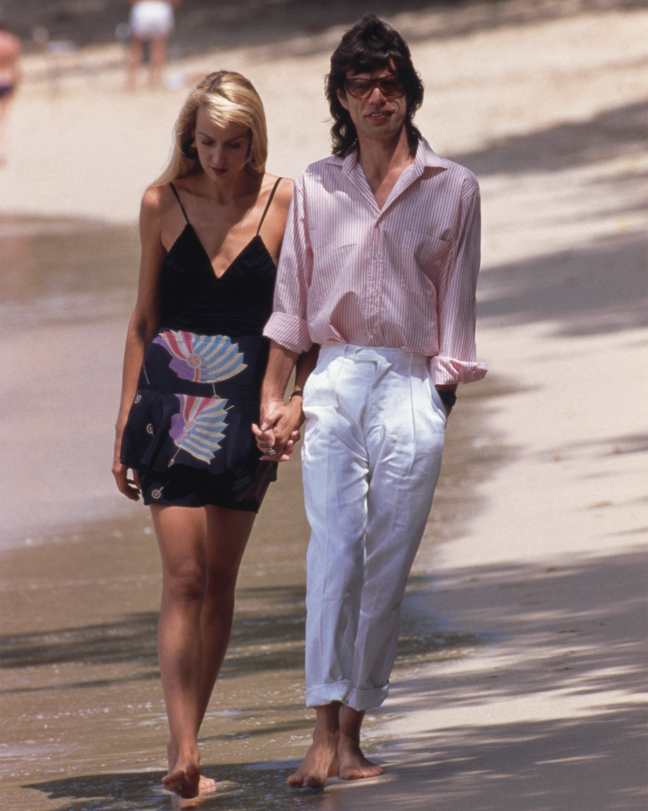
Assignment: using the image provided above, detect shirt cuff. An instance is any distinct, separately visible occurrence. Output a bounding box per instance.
[263,312,313,354]
[430,355,488,386]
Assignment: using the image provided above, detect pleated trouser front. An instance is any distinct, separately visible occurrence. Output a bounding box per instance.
[301,344,447,711]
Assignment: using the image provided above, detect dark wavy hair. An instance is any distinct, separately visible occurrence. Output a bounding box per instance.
[325,14,424,157]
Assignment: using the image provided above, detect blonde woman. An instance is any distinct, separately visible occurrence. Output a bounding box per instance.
[113,71,307,800]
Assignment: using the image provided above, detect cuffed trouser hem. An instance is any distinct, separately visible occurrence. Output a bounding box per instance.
[305,680,352,708]
[304,681,389,711]
[348,685,389,712]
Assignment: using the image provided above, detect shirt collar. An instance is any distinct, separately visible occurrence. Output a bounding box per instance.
[414,136,448,173]
[331,136,448,178]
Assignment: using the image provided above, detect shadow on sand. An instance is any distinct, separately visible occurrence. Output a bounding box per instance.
[22,548,647,809]
[451,100,647,339]
[456,100,648,177]
[370,547,647,811]
[478,230,647,337]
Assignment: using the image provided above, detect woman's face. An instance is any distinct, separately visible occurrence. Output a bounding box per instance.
[193,106,252,183]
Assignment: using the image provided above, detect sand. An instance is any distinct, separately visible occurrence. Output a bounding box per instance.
[0,0,646,808]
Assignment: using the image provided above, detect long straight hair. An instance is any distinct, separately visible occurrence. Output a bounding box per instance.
[154,70,268,186]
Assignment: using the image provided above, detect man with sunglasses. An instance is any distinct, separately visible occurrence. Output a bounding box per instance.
[257,13,487,788]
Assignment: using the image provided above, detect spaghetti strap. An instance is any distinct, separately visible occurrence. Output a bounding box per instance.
[169,182,190,223]
[256,177,283,235]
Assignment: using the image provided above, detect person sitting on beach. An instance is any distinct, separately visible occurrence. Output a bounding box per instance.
[0,21,21,165]
[255,14,487,788]
[126,0,180,90]
[112,70,311,801]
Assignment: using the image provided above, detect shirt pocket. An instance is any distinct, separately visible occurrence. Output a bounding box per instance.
[399,230,453,294]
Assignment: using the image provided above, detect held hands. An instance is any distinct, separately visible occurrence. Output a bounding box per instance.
[252,396,304,462]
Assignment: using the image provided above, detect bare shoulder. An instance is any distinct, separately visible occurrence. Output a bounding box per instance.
[267,175,295,213]
[140,183,179,224]
[258,175,294,254]
[142,183,175,212]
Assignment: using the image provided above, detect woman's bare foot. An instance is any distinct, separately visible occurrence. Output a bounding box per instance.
[162,761,201,798]
[165,741,216,798]
[287,730,340,789]
[164,770,217,809]
[198,774,217,793]
[337,734,383,781]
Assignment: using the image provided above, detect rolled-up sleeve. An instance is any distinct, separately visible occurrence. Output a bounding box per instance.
[430,174,488,385]
[264,177,314,354]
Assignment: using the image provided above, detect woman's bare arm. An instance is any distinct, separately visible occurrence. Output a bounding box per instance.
[112,187,167,499]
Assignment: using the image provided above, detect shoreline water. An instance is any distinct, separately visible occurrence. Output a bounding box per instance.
[0,371,499,810]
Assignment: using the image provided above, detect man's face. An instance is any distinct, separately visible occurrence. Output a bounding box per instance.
[337,64,408,146]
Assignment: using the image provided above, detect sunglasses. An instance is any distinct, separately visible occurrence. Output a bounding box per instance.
[345,74,405,100]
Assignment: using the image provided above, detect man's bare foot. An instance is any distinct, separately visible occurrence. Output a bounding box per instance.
[337,735,383,781]
[287,731,340,789]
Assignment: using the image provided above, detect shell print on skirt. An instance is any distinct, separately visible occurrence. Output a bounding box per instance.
[154,330,247,384]
[169,394,229,465]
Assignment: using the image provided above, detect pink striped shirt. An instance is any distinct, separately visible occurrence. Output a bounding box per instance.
[264,137,488,385]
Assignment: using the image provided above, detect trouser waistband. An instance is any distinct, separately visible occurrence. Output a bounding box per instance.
[319,343,429,366]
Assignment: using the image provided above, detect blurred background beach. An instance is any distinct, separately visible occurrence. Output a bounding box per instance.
[0,1,646,809]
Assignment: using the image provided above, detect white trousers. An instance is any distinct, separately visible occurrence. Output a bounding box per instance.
[301,345,447,711]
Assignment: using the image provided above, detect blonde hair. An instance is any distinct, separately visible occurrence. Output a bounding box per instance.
[155,71,268,185]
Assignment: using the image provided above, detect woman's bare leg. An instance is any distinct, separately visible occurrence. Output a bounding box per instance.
[152,503,256,799]
[195,506,256,726]
[149,36,167,88]
[152,505,207,798]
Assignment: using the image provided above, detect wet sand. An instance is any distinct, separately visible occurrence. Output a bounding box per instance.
[1,0,647,809]
[0,382,495,810]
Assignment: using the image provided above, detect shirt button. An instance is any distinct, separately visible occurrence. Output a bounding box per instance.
[372,290,378,297]
[373,254,379,260]
[146,423,154,434]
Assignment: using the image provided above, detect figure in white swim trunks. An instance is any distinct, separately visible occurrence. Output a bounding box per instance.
[126,0,180,90]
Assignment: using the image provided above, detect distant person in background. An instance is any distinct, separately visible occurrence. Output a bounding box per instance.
[0,21,21,165]
[126,0,180,90]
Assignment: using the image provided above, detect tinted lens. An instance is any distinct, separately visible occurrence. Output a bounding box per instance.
[346,79,374,98]
[346,76,403,99]
[378,79,404,98]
